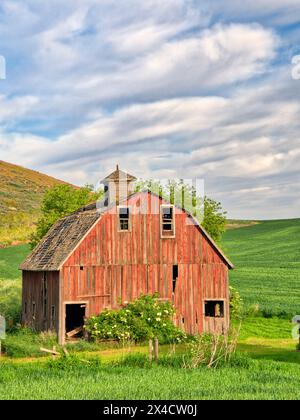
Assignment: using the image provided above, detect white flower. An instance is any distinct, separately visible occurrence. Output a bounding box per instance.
[163,323,166,327]
[148,318,151,321]
[156,317,161,322]
[157,312,162,316]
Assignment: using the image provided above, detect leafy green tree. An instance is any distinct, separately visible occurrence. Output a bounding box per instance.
[30,184,103,248]
[136,179,227,242]
[202,197,227,242]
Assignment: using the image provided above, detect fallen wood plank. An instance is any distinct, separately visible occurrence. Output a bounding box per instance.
[40,347,60,356]
[66,326,83,338]
[63,347,69,356]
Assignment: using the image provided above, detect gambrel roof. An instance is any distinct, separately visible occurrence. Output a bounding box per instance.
[20,191,234,271]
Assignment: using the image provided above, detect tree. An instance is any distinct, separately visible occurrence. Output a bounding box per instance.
[136,179,227,242]
[202,197,227,242]
[30,184,103,249]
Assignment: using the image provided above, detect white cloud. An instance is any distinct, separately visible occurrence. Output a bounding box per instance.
[0,1,299,219]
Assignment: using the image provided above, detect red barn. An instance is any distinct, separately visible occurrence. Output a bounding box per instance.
[20,167,234,344]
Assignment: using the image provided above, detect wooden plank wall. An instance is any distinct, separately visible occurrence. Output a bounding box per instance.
[62,192,229,334]
[22,271,59,333]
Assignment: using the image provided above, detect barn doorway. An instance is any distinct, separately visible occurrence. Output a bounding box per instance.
[65,303,86,339]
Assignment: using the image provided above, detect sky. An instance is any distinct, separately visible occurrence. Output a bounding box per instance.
[0,0,300,219]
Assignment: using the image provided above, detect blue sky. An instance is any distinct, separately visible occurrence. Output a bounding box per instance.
[0,0,300,219]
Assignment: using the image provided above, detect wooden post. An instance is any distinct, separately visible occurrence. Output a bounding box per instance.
[154,338,159,362]
[149,339,153,362]
[52,345,56,360]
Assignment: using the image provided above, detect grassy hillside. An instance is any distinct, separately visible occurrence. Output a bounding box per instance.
[0,160,72,246]
[222,219,300,317]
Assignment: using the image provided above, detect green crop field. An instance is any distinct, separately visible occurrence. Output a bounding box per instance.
[222,219,300,317]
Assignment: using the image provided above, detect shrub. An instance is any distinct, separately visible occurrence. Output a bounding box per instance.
[229,286,243,320]
[184,326,240,369]
[85,294,186,344]
[0,279,22,325]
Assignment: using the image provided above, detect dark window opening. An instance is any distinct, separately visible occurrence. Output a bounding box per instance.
[51,305,56,329]
[65,304,86,337]
[172,265,178,293]
[24,302,27,315]
[205,301,224,318]
[32,302,36,319]
[42,273,47,318]
[161,206,175,237]
[196,311,198,324]
[119,207,130,231]
[104,185,108,193]
[80,266,84,271]
[182,316,185,324]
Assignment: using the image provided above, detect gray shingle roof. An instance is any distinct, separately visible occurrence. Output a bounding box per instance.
[20,208,99,271]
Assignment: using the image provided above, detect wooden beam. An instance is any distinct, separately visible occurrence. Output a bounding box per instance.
[40,347,60,356]
[66,326,83,338]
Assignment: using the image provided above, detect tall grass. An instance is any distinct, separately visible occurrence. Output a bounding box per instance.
[1,357,300,400]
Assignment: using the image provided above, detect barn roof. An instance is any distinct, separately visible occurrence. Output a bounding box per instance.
[20,190,234,271]
[20,210,100,271]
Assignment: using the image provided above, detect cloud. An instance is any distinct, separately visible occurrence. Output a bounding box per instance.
[0,1,298,219]
[1,70,299,219]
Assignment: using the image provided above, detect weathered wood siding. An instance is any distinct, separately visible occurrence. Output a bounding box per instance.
[22,271,59,333]
[62,192,229,335]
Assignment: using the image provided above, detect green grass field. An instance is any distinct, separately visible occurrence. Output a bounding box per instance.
[0,244,30,280]
[222,219,300,317]
[0,316,299,400]
[0,315,298,400]
[1,356,300,400]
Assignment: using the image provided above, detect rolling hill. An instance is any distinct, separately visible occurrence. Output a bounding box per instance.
[222,218,300,317]
[0,160,73,246]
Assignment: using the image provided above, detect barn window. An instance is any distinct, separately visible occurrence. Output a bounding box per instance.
[172,265,178,293]
[160,205,175,238]
[205,301,224,318]
[118,206,130,231]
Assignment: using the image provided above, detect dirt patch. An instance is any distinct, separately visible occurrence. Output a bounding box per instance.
[226,221,260,230]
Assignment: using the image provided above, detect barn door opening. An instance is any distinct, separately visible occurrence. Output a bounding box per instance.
[65,303,86,339]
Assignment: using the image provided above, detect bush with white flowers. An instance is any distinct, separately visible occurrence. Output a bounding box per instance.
[85,294,186,343]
